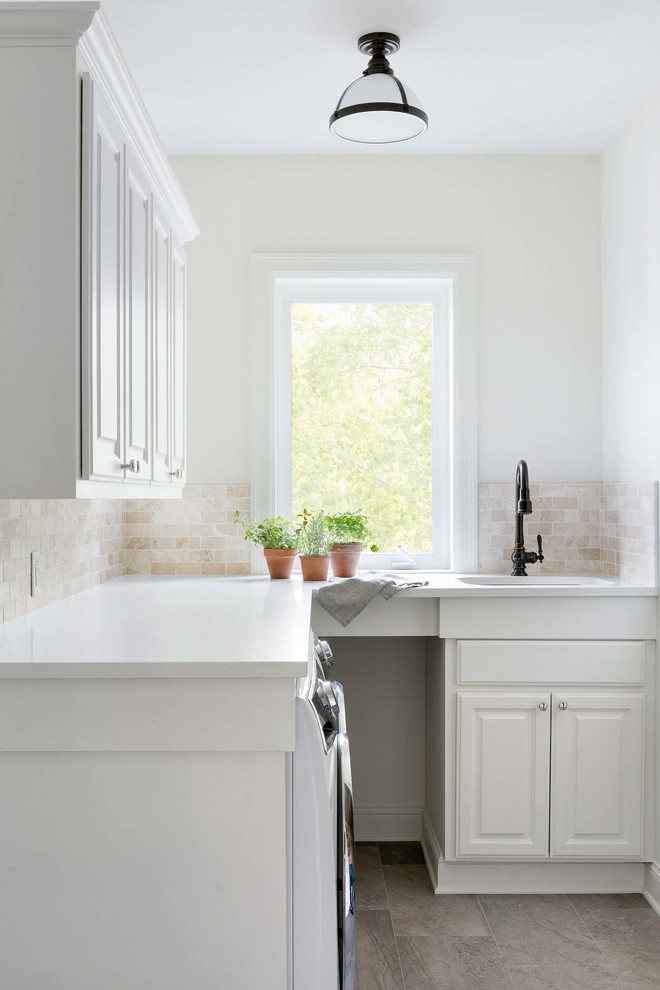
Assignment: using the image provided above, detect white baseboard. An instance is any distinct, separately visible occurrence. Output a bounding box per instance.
[643,862,660,916]
[421,809,444,890]
[421,810,645,894]
[354,806,422,842]
[430,860,644,895]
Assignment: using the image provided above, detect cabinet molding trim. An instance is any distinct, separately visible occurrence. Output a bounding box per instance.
[425,858,645,896]
[78,11,199,244]
[0,3,97,46]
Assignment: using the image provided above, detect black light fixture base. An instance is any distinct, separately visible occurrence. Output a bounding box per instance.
[358,32,400,57]
[330,30,427,143]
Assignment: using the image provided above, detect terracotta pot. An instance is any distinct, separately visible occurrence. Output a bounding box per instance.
[263,548,296,579]
[299,555,330,582]
[329,542,363,578]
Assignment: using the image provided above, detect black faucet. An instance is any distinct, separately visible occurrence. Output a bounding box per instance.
[511,459,544,576]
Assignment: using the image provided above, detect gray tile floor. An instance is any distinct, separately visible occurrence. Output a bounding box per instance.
[354,842,660,990]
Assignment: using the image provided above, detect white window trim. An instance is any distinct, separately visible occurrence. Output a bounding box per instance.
[250,254,478,574]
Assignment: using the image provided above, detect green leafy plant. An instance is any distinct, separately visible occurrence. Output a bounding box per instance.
[326,511,379,552]
[234,511,297,550]
[295,508,333,557]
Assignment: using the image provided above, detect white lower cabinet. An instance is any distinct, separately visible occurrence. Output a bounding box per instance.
[457,693,550,857]
[551,693,644,858]
[451,641,650,863]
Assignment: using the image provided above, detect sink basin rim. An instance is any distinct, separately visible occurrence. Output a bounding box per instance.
[457,574,615,587]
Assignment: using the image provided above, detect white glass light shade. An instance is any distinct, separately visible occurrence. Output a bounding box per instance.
[329,72,427,144]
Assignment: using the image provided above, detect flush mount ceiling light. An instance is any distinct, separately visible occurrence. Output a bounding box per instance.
[329,32,428,145]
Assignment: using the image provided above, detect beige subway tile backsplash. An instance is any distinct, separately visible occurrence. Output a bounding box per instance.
[123,485,251,578]
[0,499,125,623]
[0,481,655,625]
[478,481,657,583]
[0,485,251,624]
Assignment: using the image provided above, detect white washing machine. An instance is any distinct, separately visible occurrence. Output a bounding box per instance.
[291,633,355,990]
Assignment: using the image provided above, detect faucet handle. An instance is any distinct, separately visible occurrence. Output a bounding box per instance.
[536,534,544,562]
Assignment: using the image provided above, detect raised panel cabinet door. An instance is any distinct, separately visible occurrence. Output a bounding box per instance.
[457,693,551,858]
[551,694,644,858]
[81,74,125,481]
[124,147,151,481]
[152,203,171,484]
[170,237,186,484]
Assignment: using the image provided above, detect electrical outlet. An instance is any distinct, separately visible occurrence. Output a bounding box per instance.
[31,551,41,596]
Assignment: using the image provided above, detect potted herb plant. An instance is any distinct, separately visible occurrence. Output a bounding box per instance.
[295,509,333,581]
[326,511,379,578]
[234,511,297,579]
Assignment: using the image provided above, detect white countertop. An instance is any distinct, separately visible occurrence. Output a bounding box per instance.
[383,572,658,597]
[0,572,654,678]
[0,576,313,678]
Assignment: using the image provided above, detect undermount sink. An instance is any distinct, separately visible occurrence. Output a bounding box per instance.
[458,575,614,587]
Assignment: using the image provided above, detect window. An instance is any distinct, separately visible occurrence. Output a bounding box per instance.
[251,256,477,572]
[292,299,434,552]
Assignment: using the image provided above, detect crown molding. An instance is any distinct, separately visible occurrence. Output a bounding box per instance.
[78,10,199,243]
[0,1,98,46]
[0,3,199,243]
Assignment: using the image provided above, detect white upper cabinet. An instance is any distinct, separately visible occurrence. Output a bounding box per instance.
[170,237,187,485]
[124,146,152,483]
[0,5,198,498]
[81,74,189,494]
[82,75,125,484]
[152,205,172,486]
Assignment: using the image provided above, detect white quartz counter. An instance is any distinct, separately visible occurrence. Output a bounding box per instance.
[387,572,658,597]
[0,575,313,677]
[0,572,655,677]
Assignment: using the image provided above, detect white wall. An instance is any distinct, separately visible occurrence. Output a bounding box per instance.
[602,95,660,483]
[601,92,660,888]
[329,636,426,841]
[172,155,602,485]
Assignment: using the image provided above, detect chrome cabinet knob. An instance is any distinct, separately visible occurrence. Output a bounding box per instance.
[121,459,140,473]
[168,468,184,479]
[558,701,568,711]
[538,702,548,711]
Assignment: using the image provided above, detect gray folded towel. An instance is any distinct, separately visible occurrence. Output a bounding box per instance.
[315,572,430,627]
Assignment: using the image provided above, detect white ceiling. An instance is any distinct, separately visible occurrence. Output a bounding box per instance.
[100,0,660,155]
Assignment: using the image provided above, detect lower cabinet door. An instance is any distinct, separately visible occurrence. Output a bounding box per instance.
[457,693,551,858]
[551,694,644,858]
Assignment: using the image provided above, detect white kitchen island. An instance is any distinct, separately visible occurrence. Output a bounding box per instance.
[0,573,657,988]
